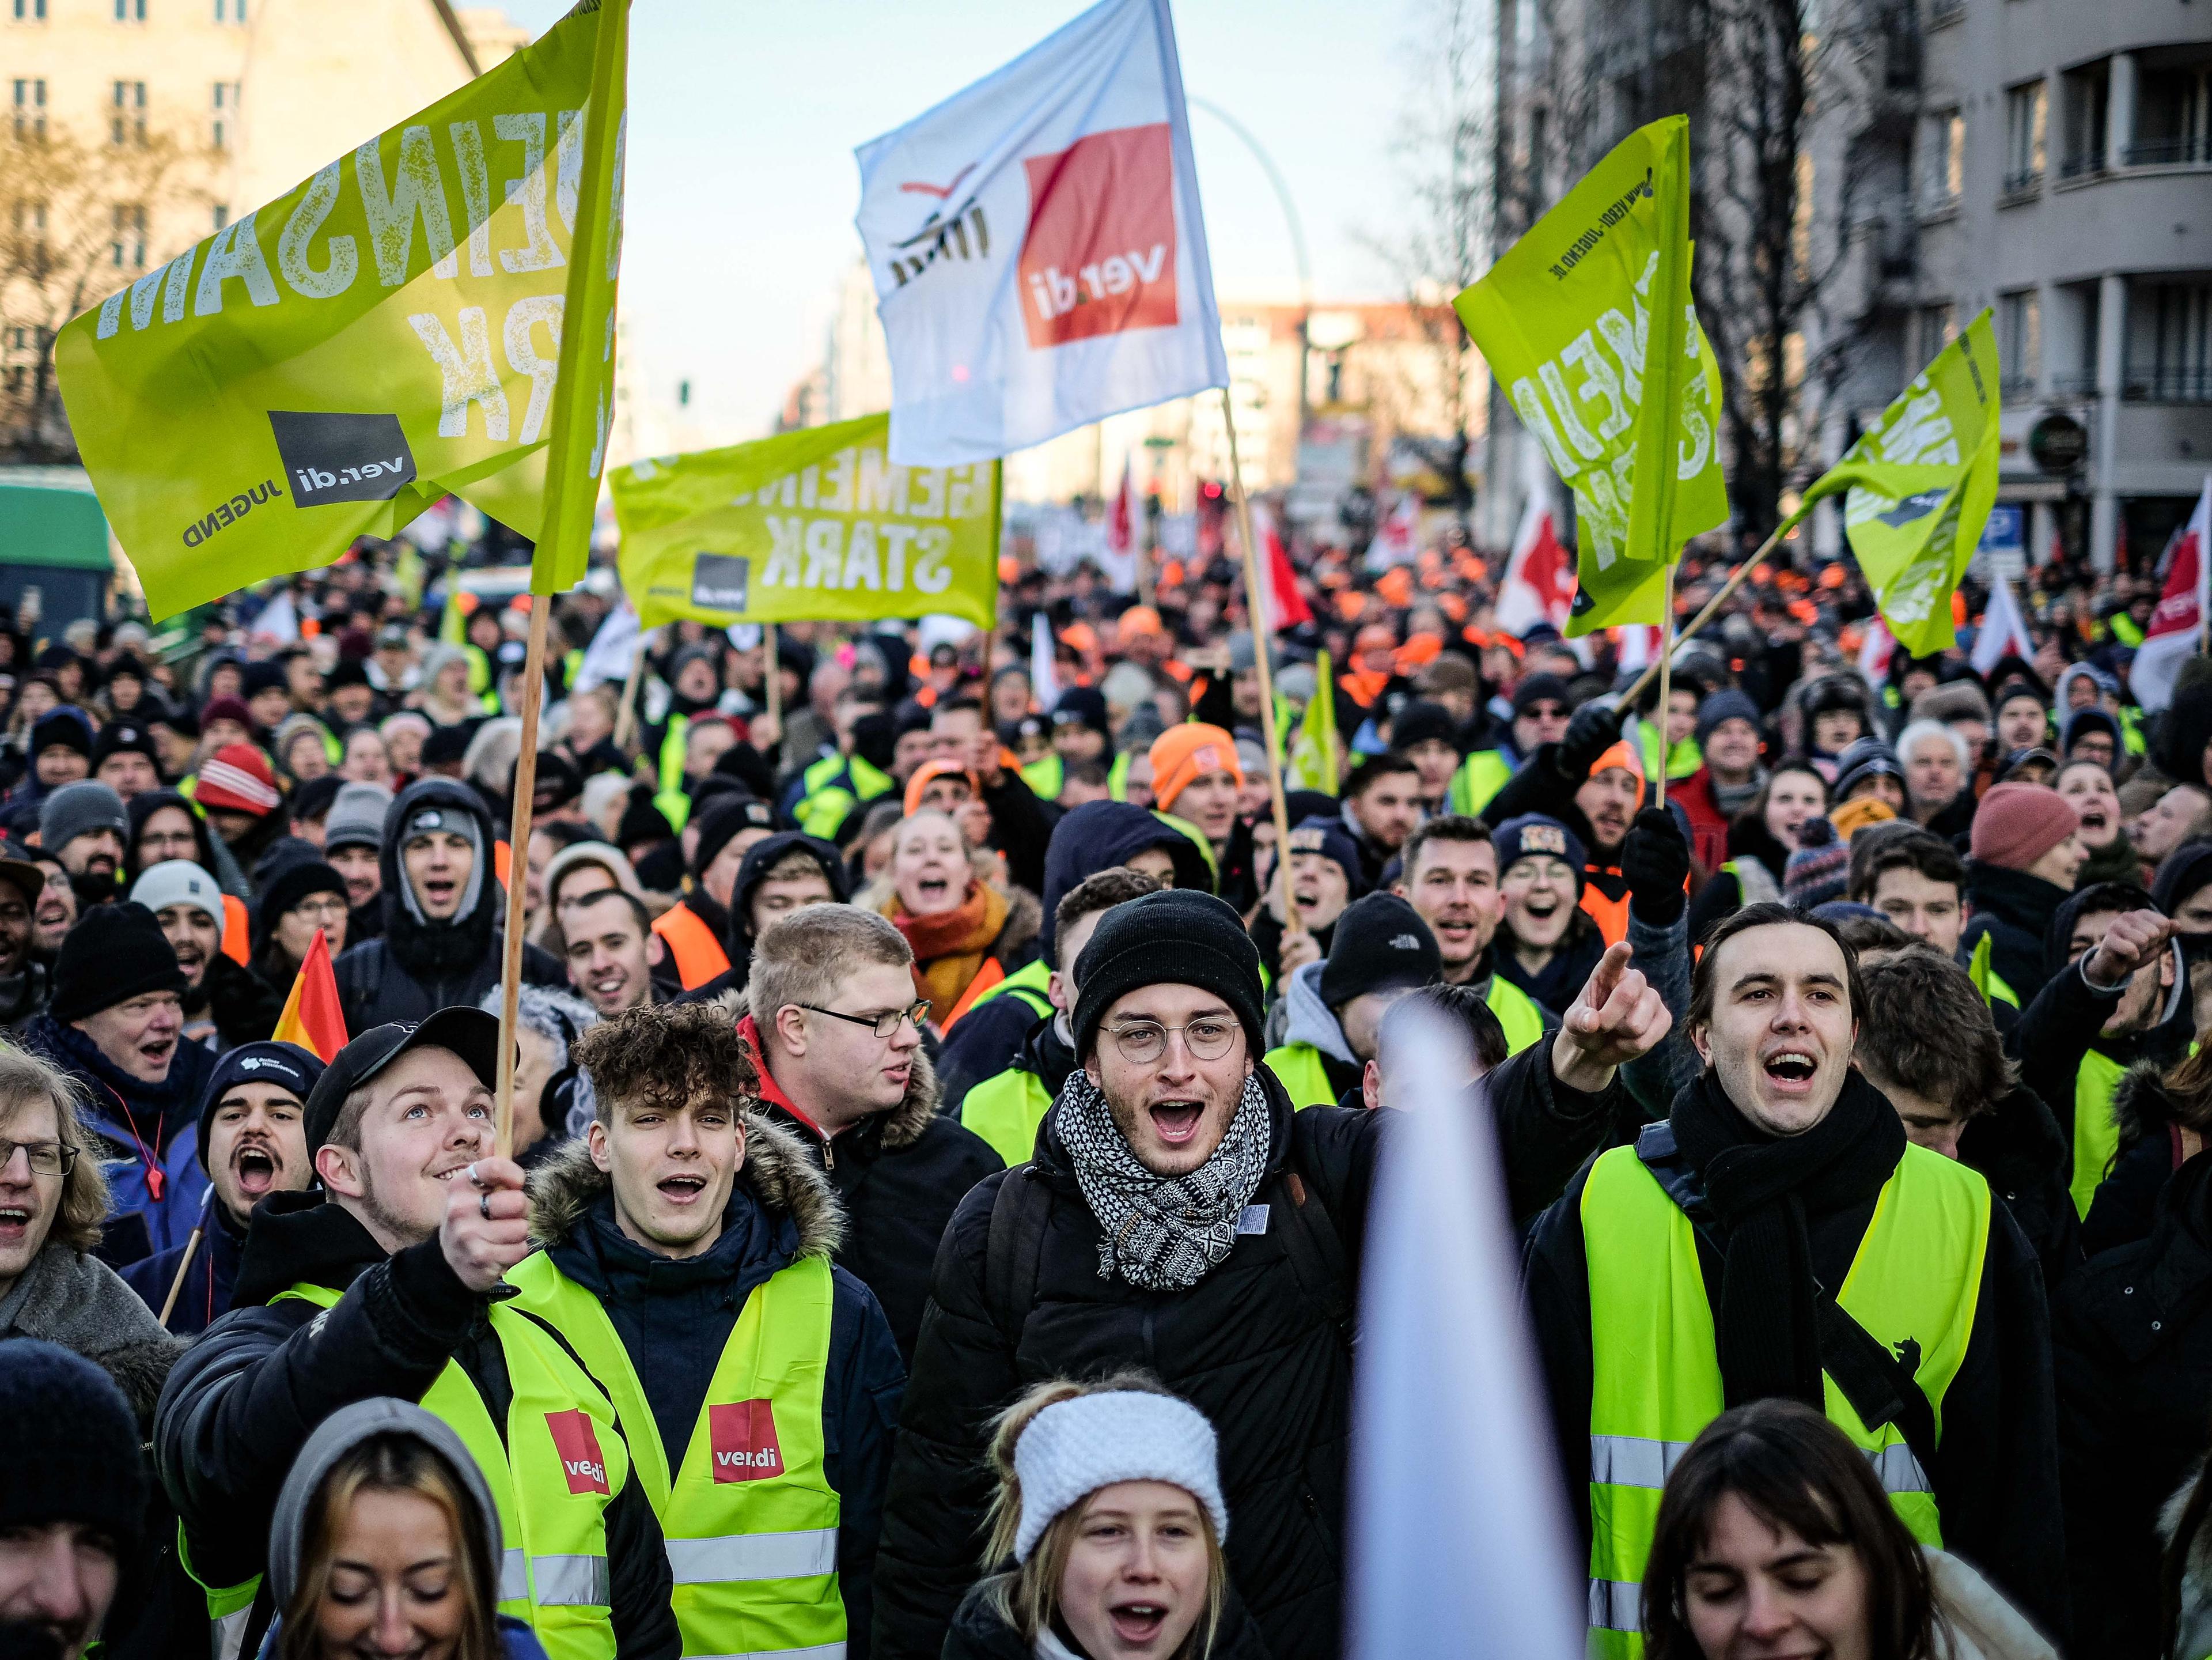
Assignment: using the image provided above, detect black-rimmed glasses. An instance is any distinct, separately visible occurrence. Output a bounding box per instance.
[798,1000,930,1039]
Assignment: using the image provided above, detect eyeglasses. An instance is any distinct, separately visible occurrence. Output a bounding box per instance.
[1103,1017,1240,1065]
[798,1000,930,1039]
[0,1138,75,1177]
[290,896,349,924]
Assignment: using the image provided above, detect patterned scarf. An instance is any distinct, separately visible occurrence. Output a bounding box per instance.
[1055,1068,1272,1291]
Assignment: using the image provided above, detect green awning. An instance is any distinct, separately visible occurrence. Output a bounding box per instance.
[0,479,113,572]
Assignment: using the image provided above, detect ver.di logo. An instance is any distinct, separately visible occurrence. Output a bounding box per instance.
[268,411,419,507]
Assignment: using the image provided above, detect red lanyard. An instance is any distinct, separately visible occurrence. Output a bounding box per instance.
[94,1080,165,1203]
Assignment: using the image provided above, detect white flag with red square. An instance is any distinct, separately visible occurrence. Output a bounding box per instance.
[854,0,1227,466]
[2134,475,2211,714]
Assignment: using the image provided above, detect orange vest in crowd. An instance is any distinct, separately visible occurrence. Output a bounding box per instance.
[653,900,730,989]
[220,895,249,965]
[1580,874,1631,948]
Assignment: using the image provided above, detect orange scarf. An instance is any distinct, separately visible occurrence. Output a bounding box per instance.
[883,881,1009,1026]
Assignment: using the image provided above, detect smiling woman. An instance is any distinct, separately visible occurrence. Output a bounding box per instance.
[874,810,1041,1027]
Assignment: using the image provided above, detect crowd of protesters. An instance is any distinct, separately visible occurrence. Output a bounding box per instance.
[2,513,2210,1660]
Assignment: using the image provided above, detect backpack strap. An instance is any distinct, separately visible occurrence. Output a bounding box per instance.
[1634,1122,1941,1482]
[984,1169,1051,1343]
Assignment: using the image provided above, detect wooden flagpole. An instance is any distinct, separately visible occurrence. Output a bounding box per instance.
[1220,387,1304,943]
[612,636,646,752]
[158,1186,212,1326]
[494,599,552,1160]
[1617,520,1791,711]
[1653,565,1675,812]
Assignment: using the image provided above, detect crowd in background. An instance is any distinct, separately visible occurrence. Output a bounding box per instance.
[5,508,2212,1660]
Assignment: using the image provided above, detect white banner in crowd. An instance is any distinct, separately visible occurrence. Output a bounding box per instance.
[2134,474,2212,714]
[853,0,1228,466]
[1970,572,2033,676]
[574,603,643,694]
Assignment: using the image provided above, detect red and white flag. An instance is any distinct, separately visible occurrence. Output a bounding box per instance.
[1031,612,1063,712]
[1365,491,1421,572]
[1858,616,1896,683]
[1970,572,2034,676]
[2134,475,2212,713]
[1250,498,1311,632]
[1099,457,1142,593]
[854,0,1226,466]
[1495,492,1578,636]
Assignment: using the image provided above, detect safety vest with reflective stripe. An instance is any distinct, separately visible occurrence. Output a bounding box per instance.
[794,753,893,842]
[1965,935,2019,1012]
[2073,1048,2130,1221]
[1019,752,1065,801]
[1484,975,1546,1057]
[1580,1141,1990,1657]
[1262,1042,1340,1110]
[654,901,732,990]
[1448,750,1513,818]
[657,715,694,833]
[187,1283,629,1660]
[961,1065,1055,1167]
[505,1250,844,1660]
[960,956,1053,1023]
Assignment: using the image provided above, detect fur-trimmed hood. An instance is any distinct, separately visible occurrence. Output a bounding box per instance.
[711,983,940,1153]
[525,1109,844,1258]
[2115,1058,2211,1144]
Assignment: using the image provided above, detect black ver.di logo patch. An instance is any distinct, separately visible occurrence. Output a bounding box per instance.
[691,553,750,612]
[268,411,418,506]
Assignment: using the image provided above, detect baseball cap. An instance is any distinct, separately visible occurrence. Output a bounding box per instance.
[302,1007,502,1153]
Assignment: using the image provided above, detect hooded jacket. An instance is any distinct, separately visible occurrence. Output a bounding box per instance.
[1266,958,1365,1105]
[872,1035,1618,1660]
[1522,1071,2068,1642]
[25,1012,215,1265]
[332,777,563,1031]
[2056,1147,2212,1659]
[721,986,1004,1362]
[2081,1060,2209,1257]
[154,1190,680,1659]
[524,1121,904,1658]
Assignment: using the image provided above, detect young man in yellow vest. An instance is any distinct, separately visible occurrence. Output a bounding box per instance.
[959,867,1158,1167]
[1393,815,1548,1058]
[509,1001,905,1660]
[154,1008,679,1660]
[2017,885,2188,1224]
[1522,903,2066,1654]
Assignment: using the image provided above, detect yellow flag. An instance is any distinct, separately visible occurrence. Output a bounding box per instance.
[53,0,628,619]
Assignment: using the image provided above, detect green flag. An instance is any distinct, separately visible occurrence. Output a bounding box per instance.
[1788,309,1999,656]
[54,0,628,619]
[1286,649,1340,796]
[1453,116,1728,635]
[612,413,1002,631]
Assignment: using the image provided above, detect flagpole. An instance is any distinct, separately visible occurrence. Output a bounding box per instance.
[613,636,646,752]
[1653,566,1675,813]
[1220,386,1303,944]
[158,1186,213,1328]
[763,622,782,729]
[494,599,552,1160]
[1617,521,1789,710]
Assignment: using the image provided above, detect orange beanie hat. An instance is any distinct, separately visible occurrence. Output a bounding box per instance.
[903,758,978,816]
[1149,724,1243,814]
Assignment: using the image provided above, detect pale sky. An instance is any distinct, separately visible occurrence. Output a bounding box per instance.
[497,0,1422,444]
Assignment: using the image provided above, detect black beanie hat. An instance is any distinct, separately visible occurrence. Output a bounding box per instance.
[0,1340,145,1553]
[1071,888,1265,1061]
[1511,674,1573,719]
[252,859,348,954]
[195,1039,325,1174]
[1391,699,1459,752]
[691,793,774,878]
[50,901,188,1024]
[1318,893,1442,1009]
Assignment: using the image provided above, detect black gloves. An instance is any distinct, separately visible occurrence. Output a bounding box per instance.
[1623,807,1690,927]
[1555,699,1628,784]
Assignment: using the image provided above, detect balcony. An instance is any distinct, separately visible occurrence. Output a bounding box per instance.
[2059,149,2106,181]
[2123,369,2212,404]
[2050,372,2100,399]
[1999,168,2043,202]
[2122,137,2212,168]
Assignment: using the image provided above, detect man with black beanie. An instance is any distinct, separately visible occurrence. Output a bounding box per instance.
[875,884,1668,1660]
[650,793,776,990]
[1450,671,1573,817]
[25,903,215,1264]
[0,1341,146,1660]
[1522,902,2066,1644]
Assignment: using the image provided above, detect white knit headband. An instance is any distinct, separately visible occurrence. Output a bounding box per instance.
[1012,1391,1228,1563]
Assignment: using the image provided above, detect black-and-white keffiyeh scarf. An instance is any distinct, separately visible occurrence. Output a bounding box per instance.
[1056,1068,1272,1290]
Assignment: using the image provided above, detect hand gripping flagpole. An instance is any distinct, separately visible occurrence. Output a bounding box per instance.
[495,599,552,1160]
[1221,386,1304,947]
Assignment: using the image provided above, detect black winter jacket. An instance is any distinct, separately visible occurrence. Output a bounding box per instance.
[1955,1084,2081,1291]
[1961,861,2072,1008]
[332,777,563,1031]
[1522,1075,2070,1644]
[2056,1148,2212,1659]
[525,1124,905,1660]
[724,987,1005,1362]
[153,1195,680,1660]
[119,1204,244,1336]
[872,1039,1614,1660]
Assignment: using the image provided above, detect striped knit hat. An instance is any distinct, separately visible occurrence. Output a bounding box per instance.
[195,742,282,816]
[1783,815,1851,911]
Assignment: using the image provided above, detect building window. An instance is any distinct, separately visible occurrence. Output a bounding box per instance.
[1997,290,2041,398]
[1922,110,1964,209]
[211,202,228,230]
[113,0,145,18]
[111,203,146,270]
[2127,280,2212,402]
[2003,81,2046,193]
[213,0,245,18]
[211,80,237,149]
[10,77,44,141]
[2063,62,2111,176]
[1914,303,1958,366]
[111,80,145,145]
[12,0,51,21]
[2131,59,2212,167]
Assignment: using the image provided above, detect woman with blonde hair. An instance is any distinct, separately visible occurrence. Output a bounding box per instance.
[945,1374,1267,1660]
[871,809,1038,1028]
[265,1397,544,1660]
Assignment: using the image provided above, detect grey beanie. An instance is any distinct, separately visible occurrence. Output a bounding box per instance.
[39,778,129,855]
[268,1398,501,1614]
[324,782,395,854]
[129,858,224,930]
